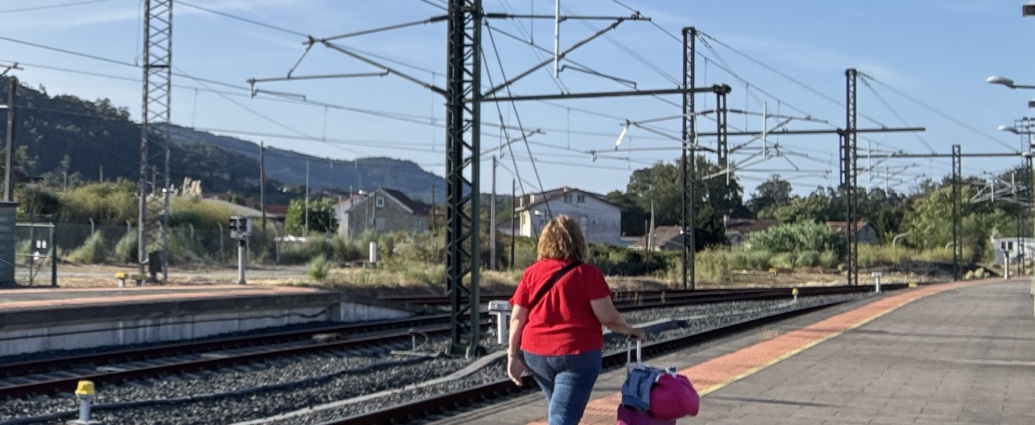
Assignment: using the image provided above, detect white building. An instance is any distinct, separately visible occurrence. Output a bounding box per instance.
[515,187,621,246]
[991,237,1035,265]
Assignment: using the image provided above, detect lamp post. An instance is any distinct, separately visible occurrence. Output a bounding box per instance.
[998,122,1035,275]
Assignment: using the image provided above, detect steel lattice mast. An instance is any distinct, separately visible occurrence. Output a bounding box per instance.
[842,68,859,286]
[681,27,696,291]
[139,0,172,282]
[445,0,483,357]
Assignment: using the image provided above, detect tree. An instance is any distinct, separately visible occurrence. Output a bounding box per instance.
[765,188,830,223]
[623,156,745,248]
[748,174,793,216]
[604,190,647,236]
[284,196,338,235]
[17,187,61,219]
[900,182,1002,259]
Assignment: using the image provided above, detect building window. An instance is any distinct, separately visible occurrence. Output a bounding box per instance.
[563,194,573,203]
[576,194,586,203]
[375,197,385,208]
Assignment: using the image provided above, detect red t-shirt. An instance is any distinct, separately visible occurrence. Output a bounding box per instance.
[510,259,613,356]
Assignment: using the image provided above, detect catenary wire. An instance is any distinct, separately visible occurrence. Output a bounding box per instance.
[0,0,117,14]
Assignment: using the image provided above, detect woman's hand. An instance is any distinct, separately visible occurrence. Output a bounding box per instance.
[507,353,529,386]
[628,327,646,341]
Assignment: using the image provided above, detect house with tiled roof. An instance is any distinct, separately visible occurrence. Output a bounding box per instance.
[334,188,430,239]
[826,221,878,245]
[629,226,687,251]
[515,186,621,246]
[725,218,779,250]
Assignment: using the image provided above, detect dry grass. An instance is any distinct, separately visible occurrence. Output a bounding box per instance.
[40,261,952,295]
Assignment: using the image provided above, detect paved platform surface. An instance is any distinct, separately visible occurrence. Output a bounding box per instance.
[432,279,1035,425]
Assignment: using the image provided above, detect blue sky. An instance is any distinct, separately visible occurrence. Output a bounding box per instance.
[2,0,1035,199]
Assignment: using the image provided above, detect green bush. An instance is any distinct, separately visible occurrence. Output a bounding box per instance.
[308,254,329,281]
[819,250,839,269]
[113,232,138,264]
[749,221,845,257]
[738,250,772,271]
[280,235,335,264]
[67,231,108,264]
[695,248,731,285]
[167,227,208,265]
[795,250,820,268]
[770,252,795,269]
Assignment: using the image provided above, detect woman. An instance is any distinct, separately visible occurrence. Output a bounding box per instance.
[507,214,645,425]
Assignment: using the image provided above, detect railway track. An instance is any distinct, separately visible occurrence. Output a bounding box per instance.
[0,285,899,401]
[0,316,460,399]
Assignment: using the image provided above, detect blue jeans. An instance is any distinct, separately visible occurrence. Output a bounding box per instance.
[522,350,602,425]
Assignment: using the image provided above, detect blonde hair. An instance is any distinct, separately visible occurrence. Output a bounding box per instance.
[537,214,587,261]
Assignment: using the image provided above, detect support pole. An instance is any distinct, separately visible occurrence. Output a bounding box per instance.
[843,68,859,286]
[952,144,962,280]
[4,77,15,202]
[237,239,247,285]
[445,0,484,357]
[681,27,696,291]
[260,141,266,233]
[510,178,516,270]
[490,155,497,271]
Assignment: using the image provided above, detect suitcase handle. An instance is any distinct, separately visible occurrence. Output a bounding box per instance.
[625,339,642,365]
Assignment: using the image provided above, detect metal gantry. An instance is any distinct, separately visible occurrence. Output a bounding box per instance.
[139,0,172,283]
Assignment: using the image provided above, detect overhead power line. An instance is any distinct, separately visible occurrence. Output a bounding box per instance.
[175,0,308,37]
[0,0,116,14]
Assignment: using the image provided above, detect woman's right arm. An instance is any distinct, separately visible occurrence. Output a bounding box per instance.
[591,296,645,340]
[507,304,530,386]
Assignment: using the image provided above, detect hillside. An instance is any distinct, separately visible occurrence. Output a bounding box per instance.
[164,125,445,202]
[0,76,446,203]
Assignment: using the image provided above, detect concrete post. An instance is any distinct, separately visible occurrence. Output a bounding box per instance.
[237,239,246,285]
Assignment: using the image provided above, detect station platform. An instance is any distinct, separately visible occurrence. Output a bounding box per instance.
[434,278,1035,425]
[0,284,417,357]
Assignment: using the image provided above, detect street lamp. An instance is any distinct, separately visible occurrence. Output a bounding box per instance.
[987,75,1035,89]
[999,120,1035,276]
[1025,0,1035,16]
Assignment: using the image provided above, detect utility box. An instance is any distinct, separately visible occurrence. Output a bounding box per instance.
[488,300,511,345]
[0,202,15,286]
[147,251,163,281]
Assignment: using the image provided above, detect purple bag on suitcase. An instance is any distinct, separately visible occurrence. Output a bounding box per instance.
[616,405,676,425]
[649,372,700,419]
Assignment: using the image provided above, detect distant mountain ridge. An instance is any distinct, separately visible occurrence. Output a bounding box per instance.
[0,75,446,204]
[164,125,446,202]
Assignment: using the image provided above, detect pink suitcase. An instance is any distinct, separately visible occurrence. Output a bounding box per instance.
[617,341,677,425]
[617,405,677,425]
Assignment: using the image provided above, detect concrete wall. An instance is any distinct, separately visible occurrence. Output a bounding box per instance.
[0,296,415,357]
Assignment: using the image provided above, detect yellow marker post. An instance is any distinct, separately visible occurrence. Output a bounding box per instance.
[72,380,96,424]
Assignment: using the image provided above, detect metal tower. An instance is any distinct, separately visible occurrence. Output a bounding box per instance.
[842,68,859,286]
[952,144,962,280]
[139,0,172,282]
[681,27,696,291]
[445,0,483,357]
